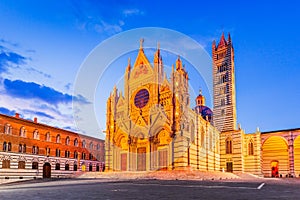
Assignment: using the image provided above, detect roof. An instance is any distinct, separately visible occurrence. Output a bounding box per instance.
[261,127,300,134]
[0,113,103,141]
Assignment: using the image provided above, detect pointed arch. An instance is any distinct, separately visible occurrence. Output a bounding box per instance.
[225,137,232,154]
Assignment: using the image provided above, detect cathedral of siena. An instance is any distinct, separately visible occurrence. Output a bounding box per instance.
[105,34,300,178]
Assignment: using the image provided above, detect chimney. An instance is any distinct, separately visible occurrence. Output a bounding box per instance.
[15,113,20,118]
[34,117,38,123]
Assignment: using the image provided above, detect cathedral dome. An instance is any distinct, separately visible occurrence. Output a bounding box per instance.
[195,90,213,122]
[195,105,213,122]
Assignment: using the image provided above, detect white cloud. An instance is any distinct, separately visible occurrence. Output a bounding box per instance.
[122,9,144,17]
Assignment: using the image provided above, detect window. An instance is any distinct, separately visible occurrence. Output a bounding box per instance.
[221,109,225,116]
[19,144,26,153]
[18,161,25,169]
[82,152,86,160]
[4,124,12,134]
[89,163,93,171]
[74,138,78,147]
[20,126,26,137]
[248,141,254,156]
[2,160,10,168]
[96,144,100,150]
[55,149,61,157]
[33,129,39,139]
[226,138,232,154]
[201,129,204,147]
[74,151,78,159]
[65,150,70,158]
[45,132,50,142]
[190,122,195,143]
[89,153,93,160]
[55,163,60,170]
[46,147,50,156]
[65,136,70,145]
[74,164,78,171]
[96,164,100,172]
[32,162,38,169]
[32,146,39,154]
[82,140,86,148]
[56,134,60,143]
[89,142,93,150]
[7,142,11,152]
[65,163,69,171]
[3,141,7,151]
[221,99,225,106]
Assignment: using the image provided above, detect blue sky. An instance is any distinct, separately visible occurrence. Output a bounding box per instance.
[0,0,299,139]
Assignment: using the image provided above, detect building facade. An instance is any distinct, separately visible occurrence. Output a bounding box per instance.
[105,40,220,172]
[0,113,105,179]
[105,35,300,178]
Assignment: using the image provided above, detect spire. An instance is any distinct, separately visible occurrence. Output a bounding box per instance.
[139,38,144,50]
[228,33,231,42]
[126,57,131,72]
[217,32,227,48]
[176,55,182,70]
[196,89,205,106]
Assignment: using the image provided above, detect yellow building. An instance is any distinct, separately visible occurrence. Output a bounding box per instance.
[105,40,220,171]
[105,35,300,178]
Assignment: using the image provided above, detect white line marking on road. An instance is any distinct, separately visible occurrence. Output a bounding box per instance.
[257,183,265,190]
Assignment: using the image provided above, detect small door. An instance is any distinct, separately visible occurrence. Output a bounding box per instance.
[271,161,279,177]
[121,153,127,171]
[158,150,168,170]
[43,163,51,178]
[137,147,146,171]
[226,162,233,172]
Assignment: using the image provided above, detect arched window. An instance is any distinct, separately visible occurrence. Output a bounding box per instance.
[226,138,232,154]
[65,163,69,171]
[55,149,61,157]
[190,122,195,144]
[32,162,38,169]
[56,134,60,143]
[18,161,25,169]
[7,142,11,152]
[2,160,10,168]
[65,136,70,145]
[82,140,86,148]
[248,141,254,156]
[3,141,7,151]
[45,132,50,142]
[46,147,50,156]
[33,129,39,139]
[74,138,78,147]
[96,144,100,150]
[23,144,26,153]
[4,124,12,134]
[82,152,86,160]
[89,153,93,160]
[65,150,70,158]
[32,146,39,154]
[74,151,78,159]
[55,163,60,170]
[20,126,26,137]
[89,142,93,150]
[221,99,225,106]
[19,144,22,153]
[89,163,93,171]
[201,128,204,147]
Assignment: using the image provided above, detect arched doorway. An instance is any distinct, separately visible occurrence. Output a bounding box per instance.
[294,136,300,176]
[43,163,51,178]
[137,147,146,171]
[271,161,279,177]
[74,164,78,171]
[262,136,288,177]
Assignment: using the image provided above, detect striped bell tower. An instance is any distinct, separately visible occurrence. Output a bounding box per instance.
[212,33,237,132]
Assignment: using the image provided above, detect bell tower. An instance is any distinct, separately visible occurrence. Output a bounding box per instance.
[212,33,237,132]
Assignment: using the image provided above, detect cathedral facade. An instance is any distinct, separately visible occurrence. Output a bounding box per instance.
[105,35,300,178]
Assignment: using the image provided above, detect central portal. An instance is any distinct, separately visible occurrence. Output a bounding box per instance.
[137,147,146,171]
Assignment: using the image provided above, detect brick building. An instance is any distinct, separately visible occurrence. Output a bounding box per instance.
[0,113,104,179]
